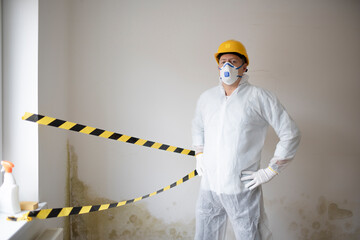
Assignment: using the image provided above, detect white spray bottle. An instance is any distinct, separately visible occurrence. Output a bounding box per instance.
[0,161,21,214]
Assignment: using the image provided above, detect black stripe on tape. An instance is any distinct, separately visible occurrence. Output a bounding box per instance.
[143,141,155,147]
[109,203,118,208]
[90,129,105,136]
[143,194,150,199]
[159,144,170,150]
[28,114,44,122]
[170,182,177,188]
[90,205,100,212]
[70,207,82,215]
[70,124,86,132]
[183,175,189,181]
[157,189,164,194]
[174,148,183,153]
[109,133,122,140]
[127,137,139,144]
[29,210,40,217]
[48,119,66,127]
[126,199,135,204]
[47,208,62,218]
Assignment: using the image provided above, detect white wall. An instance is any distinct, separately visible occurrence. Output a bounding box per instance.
[2,0,39,202]
[63,0,360,239]
[38,0,70,230]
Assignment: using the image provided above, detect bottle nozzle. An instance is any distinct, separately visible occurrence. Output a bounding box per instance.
[1,161,14,173]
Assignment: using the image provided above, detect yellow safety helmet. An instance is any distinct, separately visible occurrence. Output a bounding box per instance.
[214,40,249,65]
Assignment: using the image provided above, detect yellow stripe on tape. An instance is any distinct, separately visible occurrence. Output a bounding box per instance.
[167,146,177,152]
[58,207,73,217]
[22,112,33,120]
[151,142,162,149]
[99,131,114,138]
[99,204,110,211]
[37,116,56,125]
[80,126,96,134]
[119,135,131,142]
[37,209,52,219]
[181,149,191,155]
[59,121,77,130]
[134,139,147,146]
[176,179,183,185]
[79,206,92,214]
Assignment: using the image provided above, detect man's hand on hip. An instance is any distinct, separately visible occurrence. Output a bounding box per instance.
[241,167,278,190]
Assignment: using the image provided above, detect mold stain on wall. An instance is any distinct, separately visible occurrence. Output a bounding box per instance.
[266,194,360,240]
[66,144,195,240]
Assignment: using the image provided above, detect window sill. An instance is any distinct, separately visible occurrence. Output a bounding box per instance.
[0,202,47,240]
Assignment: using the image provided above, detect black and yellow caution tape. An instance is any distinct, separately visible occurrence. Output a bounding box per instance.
[22,112,195,156]
[8,170,198,221]
[8,112,197,221]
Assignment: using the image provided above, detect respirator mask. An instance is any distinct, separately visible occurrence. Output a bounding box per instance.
[219,62,244,85]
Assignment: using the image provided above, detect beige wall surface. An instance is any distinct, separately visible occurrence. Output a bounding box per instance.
[35,0,360,239]
[38,0,70,234]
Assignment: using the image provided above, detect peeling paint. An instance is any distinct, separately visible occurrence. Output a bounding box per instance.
[67,144,195,239]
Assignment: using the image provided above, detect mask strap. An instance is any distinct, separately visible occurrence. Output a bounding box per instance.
[236,63,245,78]
[218,62,233,70]
[235,63,244,70]
[219,62,245,70]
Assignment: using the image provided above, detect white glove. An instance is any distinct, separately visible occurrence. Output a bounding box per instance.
[196,153,204,176]
[241,167,277,190]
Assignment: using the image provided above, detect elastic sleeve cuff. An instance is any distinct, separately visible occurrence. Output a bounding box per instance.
[269,156,293,173]
[193,145,204,155]
[268,166,279,175]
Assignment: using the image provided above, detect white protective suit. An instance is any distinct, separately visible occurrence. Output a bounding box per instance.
[192,74,301,240]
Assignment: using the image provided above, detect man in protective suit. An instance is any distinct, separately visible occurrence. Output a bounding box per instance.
[192,40,301,240]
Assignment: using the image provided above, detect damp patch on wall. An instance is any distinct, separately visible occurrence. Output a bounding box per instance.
[66,144,195,240]
[266,194,360,240]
